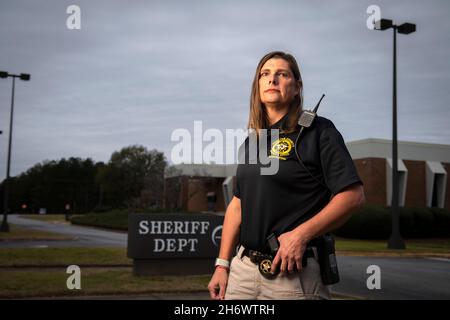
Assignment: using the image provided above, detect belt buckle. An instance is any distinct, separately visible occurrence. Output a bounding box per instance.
[259,258,277,279]
[247,249,279,279]
[258,254,279,279]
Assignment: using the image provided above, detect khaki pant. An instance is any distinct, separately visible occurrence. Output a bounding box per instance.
[225,246,331,300]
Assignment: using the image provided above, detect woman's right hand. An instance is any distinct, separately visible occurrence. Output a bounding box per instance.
[207,267,229,300]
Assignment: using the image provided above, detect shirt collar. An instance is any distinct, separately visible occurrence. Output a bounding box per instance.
[268,113,288,130]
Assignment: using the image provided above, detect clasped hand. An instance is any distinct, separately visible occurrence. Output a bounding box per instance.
[271,229,309,274]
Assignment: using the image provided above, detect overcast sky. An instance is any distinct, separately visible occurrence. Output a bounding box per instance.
[1,0,449,177]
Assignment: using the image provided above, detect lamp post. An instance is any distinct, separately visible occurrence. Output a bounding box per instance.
[373,19,416,249]
[0,71,31,232]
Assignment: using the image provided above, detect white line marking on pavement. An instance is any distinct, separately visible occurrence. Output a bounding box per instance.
[426,258,450,262]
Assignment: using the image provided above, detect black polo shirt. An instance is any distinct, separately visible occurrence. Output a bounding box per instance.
[234,114,362,252]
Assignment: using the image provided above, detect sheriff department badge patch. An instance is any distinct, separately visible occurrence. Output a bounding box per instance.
[270,137,294,160]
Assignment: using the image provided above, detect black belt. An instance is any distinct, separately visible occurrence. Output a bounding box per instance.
[242,248,272,264]
[242,246,316,279]
[242,246,316,263]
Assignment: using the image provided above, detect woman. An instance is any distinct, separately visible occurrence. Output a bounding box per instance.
[208,51,365,300]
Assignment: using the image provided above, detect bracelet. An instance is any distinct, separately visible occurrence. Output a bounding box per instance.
[215,258,230,268]
[215,265,229,272]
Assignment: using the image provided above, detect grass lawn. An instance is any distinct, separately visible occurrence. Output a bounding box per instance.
[0,268,357,299]
[3,240,447,298]
[0,247,131,267]
[0,224,74,242]
[0,268,210,299]
[1,238,448,269]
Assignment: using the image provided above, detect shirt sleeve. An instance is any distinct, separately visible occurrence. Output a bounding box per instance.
[319,126,363,195]
[233,178,241,199]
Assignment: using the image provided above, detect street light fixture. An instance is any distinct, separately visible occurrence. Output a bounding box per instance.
[373,19,416,249]
[0,71,31,232]
[377,18,393,30]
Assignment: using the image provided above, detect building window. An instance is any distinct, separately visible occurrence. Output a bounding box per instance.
[206,192,217,212]
[426,161,447,208]
[386,158,408,207]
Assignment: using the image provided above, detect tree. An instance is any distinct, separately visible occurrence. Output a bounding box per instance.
[96,145,167,209]
[0,146,167,213]
[164,166,183,210]
[1,157,101,214]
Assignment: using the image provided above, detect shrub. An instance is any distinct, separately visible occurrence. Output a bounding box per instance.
[430,207,450,237]
[334,205,391,239]
[334,205,450,239]
[70,208,200,231]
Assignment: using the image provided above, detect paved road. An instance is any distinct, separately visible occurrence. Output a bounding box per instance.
[1,214,126,248]
[2,215,450,299]
[331,255,450,300]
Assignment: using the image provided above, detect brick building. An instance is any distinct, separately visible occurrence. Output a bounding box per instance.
[164,138,450,213]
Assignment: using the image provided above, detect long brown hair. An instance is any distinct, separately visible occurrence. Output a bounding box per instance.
[248,51,303,135]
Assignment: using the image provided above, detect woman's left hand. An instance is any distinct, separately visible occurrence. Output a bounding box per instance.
[271,228,309,274]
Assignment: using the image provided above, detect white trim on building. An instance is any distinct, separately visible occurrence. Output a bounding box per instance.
[346,138,450,162]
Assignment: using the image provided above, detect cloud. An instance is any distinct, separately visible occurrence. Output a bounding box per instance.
[0,0,449,176]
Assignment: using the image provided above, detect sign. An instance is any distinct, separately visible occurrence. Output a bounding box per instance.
[128,213,224,259]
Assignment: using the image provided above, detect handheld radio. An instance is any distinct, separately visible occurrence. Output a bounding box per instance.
[294,94,327,188]
[297,94,325,129]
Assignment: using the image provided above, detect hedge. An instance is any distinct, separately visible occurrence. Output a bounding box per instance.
[70,208,199,231]
[334,205,450,239]
[72,206,450,239]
